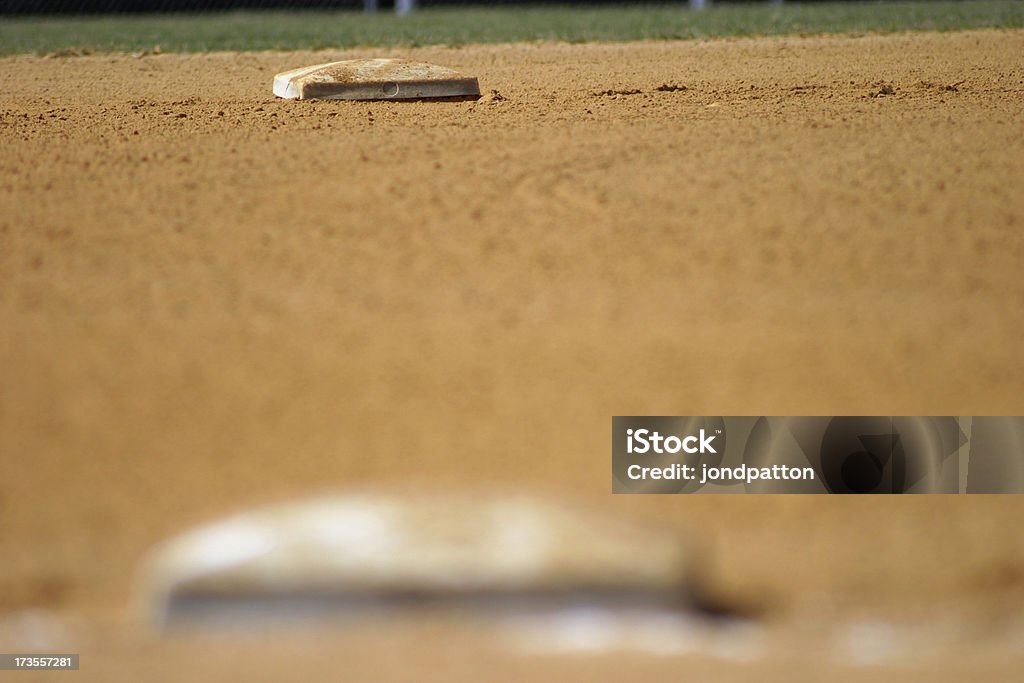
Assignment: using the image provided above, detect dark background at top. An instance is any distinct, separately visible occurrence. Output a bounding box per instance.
[0,0,880,16]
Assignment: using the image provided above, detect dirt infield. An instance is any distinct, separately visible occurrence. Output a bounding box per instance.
[2,30,1024,679]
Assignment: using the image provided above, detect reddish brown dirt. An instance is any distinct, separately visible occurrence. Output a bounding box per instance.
[1,30,1024,680]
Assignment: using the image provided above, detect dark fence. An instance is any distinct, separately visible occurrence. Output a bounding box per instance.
[0,0,867,16]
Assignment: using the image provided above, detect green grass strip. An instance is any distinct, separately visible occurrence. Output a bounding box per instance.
[1,1,1021,55]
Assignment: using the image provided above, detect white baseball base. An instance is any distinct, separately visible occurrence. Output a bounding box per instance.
[273,58,481,101]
